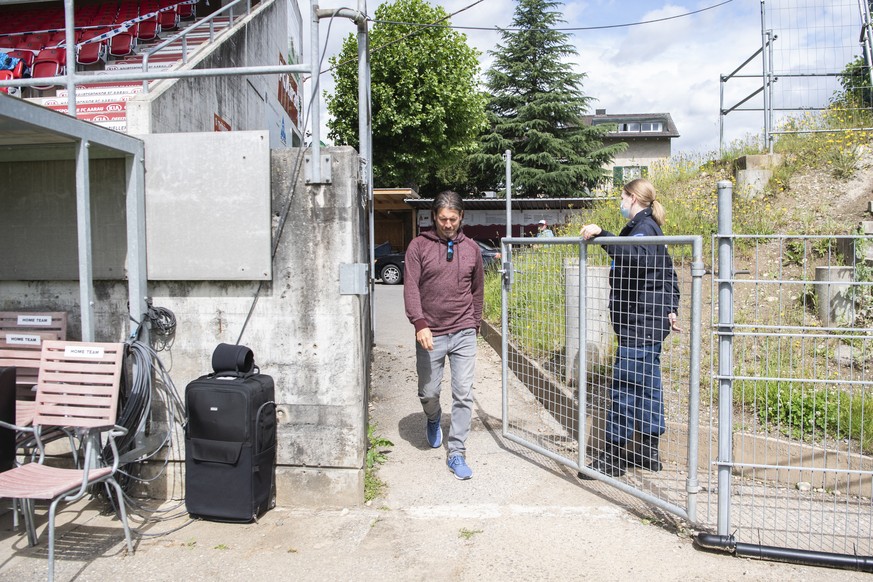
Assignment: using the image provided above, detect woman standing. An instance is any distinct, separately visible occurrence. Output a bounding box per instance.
[578,178,681,479]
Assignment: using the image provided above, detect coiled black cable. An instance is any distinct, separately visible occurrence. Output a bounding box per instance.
[98,306,187,533]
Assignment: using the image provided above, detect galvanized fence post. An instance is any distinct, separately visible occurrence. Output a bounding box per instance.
[686,236,705,523]
[716,179,734,536]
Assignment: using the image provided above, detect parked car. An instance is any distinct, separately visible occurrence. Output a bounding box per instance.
[374,240,501,285]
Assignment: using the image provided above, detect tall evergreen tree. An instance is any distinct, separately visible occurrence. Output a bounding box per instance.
[469,0,624,197]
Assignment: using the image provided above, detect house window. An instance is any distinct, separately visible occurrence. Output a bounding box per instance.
[613,165,648,185]
[641,122,663,132]
[620,122,641,132]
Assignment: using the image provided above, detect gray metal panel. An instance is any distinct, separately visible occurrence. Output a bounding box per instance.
[142,131,272,280]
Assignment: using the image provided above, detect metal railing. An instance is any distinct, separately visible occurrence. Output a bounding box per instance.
[141,0,245,92]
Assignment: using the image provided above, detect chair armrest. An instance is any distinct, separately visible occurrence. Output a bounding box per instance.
[0,419,34,435]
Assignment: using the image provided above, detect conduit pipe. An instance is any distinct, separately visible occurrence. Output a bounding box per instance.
[695,533,873,573]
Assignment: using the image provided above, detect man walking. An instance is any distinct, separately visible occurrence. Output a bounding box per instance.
[403,191,484,480]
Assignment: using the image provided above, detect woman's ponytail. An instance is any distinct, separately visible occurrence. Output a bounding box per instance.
[651,199,666,226]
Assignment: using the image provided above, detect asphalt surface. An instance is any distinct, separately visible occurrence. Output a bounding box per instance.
[0,283,866,581]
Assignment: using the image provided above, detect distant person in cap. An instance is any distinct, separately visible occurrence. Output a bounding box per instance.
[537,219,555,237]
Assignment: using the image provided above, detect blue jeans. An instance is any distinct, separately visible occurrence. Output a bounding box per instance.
[605,343,665,445]
[416,328,477,458]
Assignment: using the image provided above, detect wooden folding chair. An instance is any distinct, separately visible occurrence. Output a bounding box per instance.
[0,341,134,582]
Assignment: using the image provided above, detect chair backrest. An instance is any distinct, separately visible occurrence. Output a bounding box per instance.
[0,312,68,399]
[34,341,124,429]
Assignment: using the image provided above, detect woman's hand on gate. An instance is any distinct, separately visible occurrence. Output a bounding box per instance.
[580,224,602,240]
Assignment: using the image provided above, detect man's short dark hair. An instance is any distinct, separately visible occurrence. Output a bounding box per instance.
[432,190,464,217]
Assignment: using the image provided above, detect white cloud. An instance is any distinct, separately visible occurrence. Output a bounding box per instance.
[301,0,863,156]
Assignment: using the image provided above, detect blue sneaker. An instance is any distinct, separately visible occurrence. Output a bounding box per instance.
[426,417,442,448]
[447,455,472,480]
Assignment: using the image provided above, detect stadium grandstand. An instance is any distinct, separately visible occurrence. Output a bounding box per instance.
[0,0,304,146]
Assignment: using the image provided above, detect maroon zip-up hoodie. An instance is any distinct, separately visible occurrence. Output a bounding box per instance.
[403,229,484,336]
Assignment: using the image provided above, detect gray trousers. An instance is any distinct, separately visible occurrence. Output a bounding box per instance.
[416,328,477,458]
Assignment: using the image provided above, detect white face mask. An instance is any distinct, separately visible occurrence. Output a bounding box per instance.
[620,199,631,219]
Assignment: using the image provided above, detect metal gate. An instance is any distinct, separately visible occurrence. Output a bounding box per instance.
[498,234,704,522]
[701,181,873,560]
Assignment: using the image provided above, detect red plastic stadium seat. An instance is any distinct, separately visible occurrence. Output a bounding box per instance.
[158,9,179,32]
[25,33,50,49]
[46,31,68,47]
[137,18,161,41]
[177,1,196,20]
[109,26,136,57]
[76,30,107,65]
[8,49,35,68]
[31,48,66,89]
[0,70,13,93]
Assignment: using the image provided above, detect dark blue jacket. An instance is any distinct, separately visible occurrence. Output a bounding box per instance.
[594,207,680,346]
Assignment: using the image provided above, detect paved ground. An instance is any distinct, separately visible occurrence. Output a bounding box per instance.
[0,284,868,581]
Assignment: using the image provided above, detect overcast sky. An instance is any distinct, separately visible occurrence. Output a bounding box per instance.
[301,0,862,155]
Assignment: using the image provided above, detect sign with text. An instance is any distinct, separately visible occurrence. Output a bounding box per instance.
[64,345,105,359]
[17,315,51,326]
[6,334,41,346]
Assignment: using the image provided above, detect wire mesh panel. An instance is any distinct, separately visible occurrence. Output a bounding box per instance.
[764,0,873,139]
[710,233,873,555]
[499,237,700,520]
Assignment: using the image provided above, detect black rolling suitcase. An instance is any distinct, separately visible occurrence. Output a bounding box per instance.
[185,344,276,522]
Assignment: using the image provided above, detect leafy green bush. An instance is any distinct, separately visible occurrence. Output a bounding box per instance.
[742,379,873,453]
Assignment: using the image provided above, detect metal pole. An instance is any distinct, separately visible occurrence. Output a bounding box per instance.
[309,0,322,183]
[577,242,587,471]
[760,1,771,150]
[501,149,512,436]
[767,30,775,154]
[126,145,149,343]
[504,149,512,237]
[76,139,95,341]
[686,236,705,524]
[859,0,873,107]
[63,0,76,116]
[358,0,374,340]
[716,180,734,536]
[719,75,725,155]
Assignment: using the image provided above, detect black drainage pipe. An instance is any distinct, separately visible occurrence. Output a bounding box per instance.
[695,533,873,573]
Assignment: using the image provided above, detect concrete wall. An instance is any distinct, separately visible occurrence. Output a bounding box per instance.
[141,131,273,280]
[0,158,127,281]
[126,0,301,147]
[608,139,672,169]
[0,146,371,508]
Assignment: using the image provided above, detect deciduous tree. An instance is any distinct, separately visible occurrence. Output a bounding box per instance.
[326,0,487,192]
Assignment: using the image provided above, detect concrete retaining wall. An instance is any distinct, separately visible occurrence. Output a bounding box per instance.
[0,146,371,508]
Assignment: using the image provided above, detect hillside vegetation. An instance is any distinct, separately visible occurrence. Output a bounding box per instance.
[483,114,873,453]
